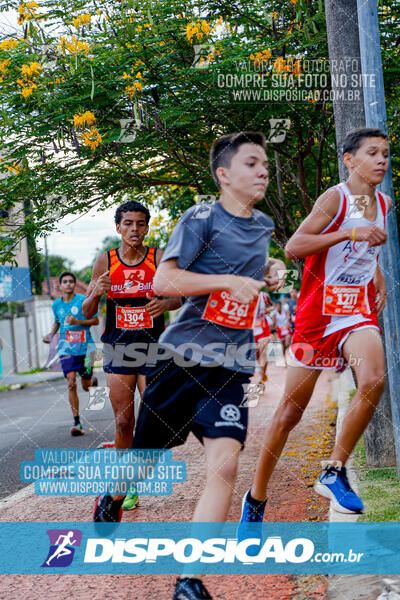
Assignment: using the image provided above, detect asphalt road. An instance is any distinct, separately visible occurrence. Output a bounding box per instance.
[0,371,117,499]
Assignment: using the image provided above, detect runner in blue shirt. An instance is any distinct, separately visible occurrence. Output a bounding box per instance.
[43,271,99,436]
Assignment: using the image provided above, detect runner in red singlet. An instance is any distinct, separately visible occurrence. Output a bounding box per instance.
[83,201,180,506]
[239,128,391,539]
[271,300,291,356]
[253,291,273,383]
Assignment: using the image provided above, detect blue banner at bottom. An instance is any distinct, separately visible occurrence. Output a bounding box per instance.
[0,522,399,574]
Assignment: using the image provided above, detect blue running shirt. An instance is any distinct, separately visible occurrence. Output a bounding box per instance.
[52,293,98,356]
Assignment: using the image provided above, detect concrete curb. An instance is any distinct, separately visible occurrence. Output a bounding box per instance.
[327,369,400,600]
[0,484,35,511]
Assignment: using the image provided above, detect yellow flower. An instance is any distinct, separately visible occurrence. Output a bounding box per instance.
[0,38,19,51]
[292,59,301,75]
[81,127,102,150]
[273,56,286,73]
[73,110,96,128]
[250,48,272,66]
[125,80,142,99]
[0,60,10,74]
[72,13,92,28]
[18,1,39,25]
[58,35,90,55]
[21,62,42,77]
[186,21,211,43]
[21,86,34,99]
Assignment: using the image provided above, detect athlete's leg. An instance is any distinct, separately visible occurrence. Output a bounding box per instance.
[137,373,146,399]
[258,338,269,382]
[106,372,138,449]
[284,333,292,351]
[329,328,385,465]
[65,371,79,417]
[193,436,241,522]
[251,365,321,500]
[81,376,92,392]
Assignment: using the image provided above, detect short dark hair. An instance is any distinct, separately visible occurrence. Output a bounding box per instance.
[114,200,150,225]
[342,128,389,156]
[59,271,76,284]
[210,131,267,188]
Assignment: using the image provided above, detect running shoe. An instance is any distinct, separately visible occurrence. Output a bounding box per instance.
[96,441,116,449]
[236,489,266,557]
[314,465,364,514]
[172,577,212,600]
[122,493,139,511]
[70,423,84,436]
[93,494,124,522]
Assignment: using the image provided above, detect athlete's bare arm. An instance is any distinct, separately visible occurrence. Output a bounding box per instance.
[374,263,387,316]
[285,188,387,260]
[82,253,110,318]
[154,258,264,304]
[144,249,181,317]
[43,321,60,343]
[65,315,100,327]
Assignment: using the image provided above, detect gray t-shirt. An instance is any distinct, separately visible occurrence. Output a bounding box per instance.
[158,201,274,374]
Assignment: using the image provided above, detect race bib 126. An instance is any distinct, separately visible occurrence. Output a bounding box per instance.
[202,291,259,329]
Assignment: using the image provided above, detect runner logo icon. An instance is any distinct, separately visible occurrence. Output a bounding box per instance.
[214,404,245,430]
[41,529,82,568]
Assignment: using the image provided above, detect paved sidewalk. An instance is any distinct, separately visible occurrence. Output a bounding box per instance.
[0,363,335,600]
[0,371,64,387]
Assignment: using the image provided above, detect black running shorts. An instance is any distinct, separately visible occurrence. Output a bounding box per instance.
[132,358,250,449]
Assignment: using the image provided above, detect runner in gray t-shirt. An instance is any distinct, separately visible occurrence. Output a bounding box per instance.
[94,131,283,600]
[157,199,274,373]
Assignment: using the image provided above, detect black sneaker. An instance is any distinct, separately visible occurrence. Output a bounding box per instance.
[172,577,212,600]
[93,494,123,522]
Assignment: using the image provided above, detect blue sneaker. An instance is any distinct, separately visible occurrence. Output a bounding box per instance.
[314,466,364,514]
[237,489,266,557]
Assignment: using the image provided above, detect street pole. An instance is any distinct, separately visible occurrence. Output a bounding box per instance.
[357,0,400,476]
[324,0,365,181]
[44,236,52,299]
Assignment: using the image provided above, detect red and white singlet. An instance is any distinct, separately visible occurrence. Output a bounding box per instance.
[293,183,388,341]
[253,291,271,342]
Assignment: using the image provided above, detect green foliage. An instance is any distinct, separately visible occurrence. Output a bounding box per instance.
[0,0,398,266]
[354,435,400,522]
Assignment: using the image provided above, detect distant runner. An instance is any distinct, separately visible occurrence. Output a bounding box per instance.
[272,299,292,358]
[253,291,273,383]
[43,271,98,436]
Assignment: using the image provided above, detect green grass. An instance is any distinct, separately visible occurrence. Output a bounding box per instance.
[17,367,45,375]
[0,384,10,393]
[354,436,400,521]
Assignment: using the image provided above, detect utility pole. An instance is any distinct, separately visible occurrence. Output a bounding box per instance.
[357,0,400,475]
[325,0,396,467]
[324,0,365,181]
[44,236,52,299]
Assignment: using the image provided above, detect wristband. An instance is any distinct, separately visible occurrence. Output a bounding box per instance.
[351,227,356,242]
